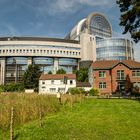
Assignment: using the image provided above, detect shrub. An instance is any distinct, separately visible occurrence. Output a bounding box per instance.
[78,88,86,94]
[68,87,80,95]
[68,87,86,95]
[0,83,24,92]
[89,88,100,96]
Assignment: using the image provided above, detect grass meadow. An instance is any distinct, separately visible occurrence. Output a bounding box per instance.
[0,95,140,140]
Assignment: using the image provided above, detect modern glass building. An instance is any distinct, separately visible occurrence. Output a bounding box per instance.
[0,12,135,84]
[67,12,134,62]
[96,38,134,60]
[0,37,80,84]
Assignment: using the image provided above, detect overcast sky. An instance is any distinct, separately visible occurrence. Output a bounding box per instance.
[0,0,139,60]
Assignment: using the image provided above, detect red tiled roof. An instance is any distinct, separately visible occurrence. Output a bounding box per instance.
[92,60,140,70]
[39,74,76,80]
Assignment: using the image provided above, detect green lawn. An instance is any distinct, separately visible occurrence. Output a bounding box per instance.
[1,98,140,140]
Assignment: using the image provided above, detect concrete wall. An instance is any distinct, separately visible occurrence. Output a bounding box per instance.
[80,32,96,61]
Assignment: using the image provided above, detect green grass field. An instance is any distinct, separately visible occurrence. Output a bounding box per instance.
[1,98,140,140]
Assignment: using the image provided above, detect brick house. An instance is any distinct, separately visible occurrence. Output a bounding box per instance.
[39,74,76,94]
[89,60,140,95]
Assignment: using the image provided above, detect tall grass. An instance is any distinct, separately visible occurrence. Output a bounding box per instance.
[0,93,84,131]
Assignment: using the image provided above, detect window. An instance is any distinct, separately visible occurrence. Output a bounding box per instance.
[50,88,56,92]
[58,88,65,93]
[51,80,54,84]
[132,70,140,77]
[70,80,73,85]
[117,70,124,80]
[99,82,106,89]
[99,71,106,78]
[60,79,63,84]
[42,86,46,89]
[133,82,140,87]
[42,81,45,84]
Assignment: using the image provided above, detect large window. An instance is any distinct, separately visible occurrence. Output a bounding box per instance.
[117,70,125,80]
[99,82,106,89]
[5,57,28,84]
[99,71,106,78]
[50,88,56,92]
[132,70,140,77]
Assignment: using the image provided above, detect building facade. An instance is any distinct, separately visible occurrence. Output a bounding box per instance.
[67,12,134,62]
[89,60,140,95]
[0,12,135,85]
[39,74,76,94]
[0,37,80,84]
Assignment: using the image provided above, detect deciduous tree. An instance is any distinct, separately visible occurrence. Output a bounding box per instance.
[117,0,140,42]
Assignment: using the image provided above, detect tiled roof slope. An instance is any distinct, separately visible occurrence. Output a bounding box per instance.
[92,60,140,70]
[40,74,76,80]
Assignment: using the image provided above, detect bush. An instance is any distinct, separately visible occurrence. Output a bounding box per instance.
[68,87,86,95]
[0,83,24,92]
[89,88,100,96]
[78,88,86,94]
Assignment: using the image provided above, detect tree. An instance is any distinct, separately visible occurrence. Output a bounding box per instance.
[48,71,52,74]
[23,64,42,91]
[74,68,88,82]
[89,88,100,96]
[125,74,133,94]
[117,0,140,42]
[56,68,66,74]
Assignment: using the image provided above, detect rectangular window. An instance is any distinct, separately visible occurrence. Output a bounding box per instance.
[70,80,73,85]
[132,70,140,77]
[58,88,65,93]
[99,82,106,89]
[42,81,45,84]
[51,80,54,84]
[99,71,106,78]
[50,88,56,92]
[42,86,46,89]
[117,70,124,80]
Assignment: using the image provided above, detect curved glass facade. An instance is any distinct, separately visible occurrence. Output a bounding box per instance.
[59,58,78,73]
[96,38,134,60]
[33,57,54,74]
[5,57,28,83]
[89,14,112,38]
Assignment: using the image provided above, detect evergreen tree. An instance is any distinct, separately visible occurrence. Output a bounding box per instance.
[23,64,42,91]
[56,68,66,74]
[74,68,88,82]
[48,71,52,74]
[117,0,140,42]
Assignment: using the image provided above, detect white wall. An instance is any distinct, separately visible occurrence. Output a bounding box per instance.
[39,79,76,94]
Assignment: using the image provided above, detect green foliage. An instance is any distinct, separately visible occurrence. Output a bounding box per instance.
[89,88,100,96]
[56,68,66,74]
[0,94,83,133]
[48,71,52,74]
[132,85,140,97]
[78,88,86,94]
[117,0,140,42]
[68,87,80,95]
[68,87,85,95]
[2,99,140,140]
[74,68,88,82]
[0,83,24,92]
[23,64,42,91]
